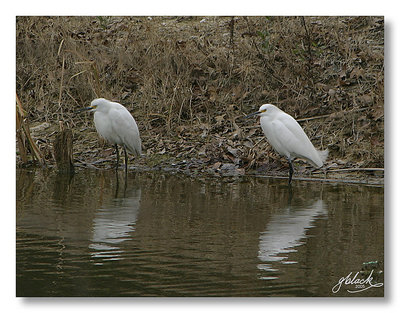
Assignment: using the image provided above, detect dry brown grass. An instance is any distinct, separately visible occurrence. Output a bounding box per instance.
[16,16,384,177]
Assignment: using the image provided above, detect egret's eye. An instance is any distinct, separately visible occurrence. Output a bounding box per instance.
[92,105,98,109]
[260,109,267,113]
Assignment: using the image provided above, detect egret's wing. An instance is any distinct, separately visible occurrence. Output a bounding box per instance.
[270,114,322,167]
[267,119,300,156]
[109,107,142,156]
[276,114,309,142]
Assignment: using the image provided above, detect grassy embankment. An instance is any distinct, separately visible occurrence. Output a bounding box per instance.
[16,16,384,182]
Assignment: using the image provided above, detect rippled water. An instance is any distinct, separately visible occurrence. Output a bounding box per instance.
[16,169,384,297]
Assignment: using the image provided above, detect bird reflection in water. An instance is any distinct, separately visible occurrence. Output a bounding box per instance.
[89,172,141,264]
[257,199,327,277]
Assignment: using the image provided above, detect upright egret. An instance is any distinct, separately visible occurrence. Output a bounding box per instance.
[76,98,142,171]
[245,104,328,184]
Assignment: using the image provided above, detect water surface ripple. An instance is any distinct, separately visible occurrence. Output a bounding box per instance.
[16,169,384,296]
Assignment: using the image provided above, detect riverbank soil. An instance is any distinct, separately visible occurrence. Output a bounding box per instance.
[16,16,384,184]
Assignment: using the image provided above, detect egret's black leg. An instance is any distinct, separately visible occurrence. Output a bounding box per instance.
[115,170,120,197]
[123,169,127,196]
[115,144,119,170]
[123,146,128,173]
[287,158,294,185]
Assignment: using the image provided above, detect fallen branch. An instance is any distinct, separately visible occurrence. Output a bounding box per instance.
[314,167,384,173]
[297,107,369,123]
[251,174,383,186]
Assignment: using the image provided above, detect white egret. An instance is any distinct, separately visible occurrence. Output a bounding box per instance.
[245,104,328,184]
[76,98,142,171]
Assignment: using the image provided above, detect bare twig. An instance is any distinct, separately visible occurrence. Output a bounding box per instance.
[57,39,64,56]
[296,107,368,123]
[229,16,235,50]
[315,167,384,173]
[300,17,313,67]
[16,93,45,164]
[250,174,383,186]
[58,55,65,119]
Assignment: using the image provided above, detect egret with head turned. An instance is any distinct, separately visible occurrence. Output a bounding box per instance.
[76,98,142,172]
[245,104,328,184]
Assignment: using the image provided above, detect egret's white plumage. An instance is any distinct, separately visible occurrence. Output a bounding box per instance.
[91,98,142,156]
[246,104,328,183]
[77,98,142,171]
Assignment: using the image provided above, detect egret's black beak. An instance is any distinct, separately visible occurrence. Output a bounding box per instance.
[74,106,93,114]
[244,111,261,119]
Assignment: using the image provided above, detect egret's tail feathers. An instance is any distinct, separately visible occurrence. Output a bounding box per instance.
[125,142,142,157]
[308,148,328,168]
[318,149,329,166]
